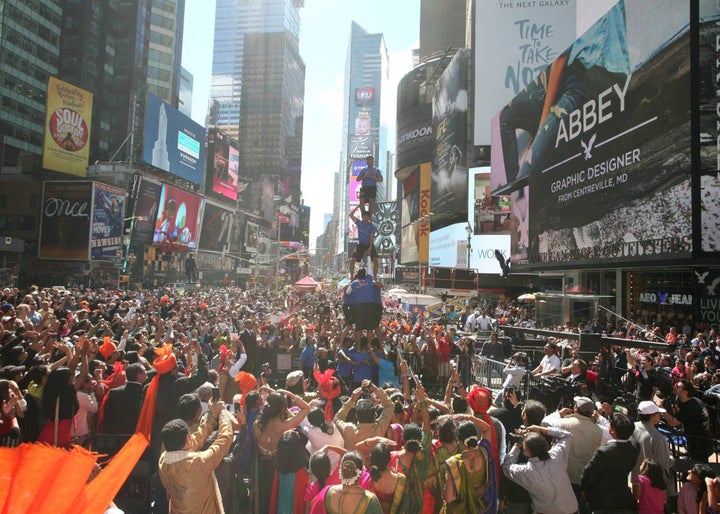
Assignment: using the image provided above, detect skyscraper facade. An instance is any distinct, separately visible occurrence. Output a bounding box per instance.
[210,0,303,141]
[146,0,185,107]
[179,66,193,117]
[0,0,62,170]
[335,21,389,255]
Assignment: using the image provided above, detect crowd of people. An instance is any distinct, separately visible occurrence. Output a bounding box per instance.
[1,279,719,514]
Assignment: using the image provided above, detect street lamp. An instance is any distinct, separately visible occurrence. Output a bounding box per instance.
[465,223,473,270]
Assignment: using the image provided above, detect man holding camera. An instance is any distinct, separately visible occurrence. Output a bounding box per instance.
[543,396,603,514]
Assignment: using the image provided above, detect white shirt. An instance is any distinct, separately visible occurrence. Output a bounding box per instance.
[503,427,578,514]
[539,354,561,374]
[73,390,98,437]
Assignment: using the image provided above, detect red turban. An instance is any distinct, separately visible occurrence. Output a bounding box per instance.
[234,371,258,410]
[314,369,341,421]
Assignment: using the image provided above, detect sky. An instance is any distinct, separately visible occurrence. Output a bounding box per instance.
[181,0,420,249]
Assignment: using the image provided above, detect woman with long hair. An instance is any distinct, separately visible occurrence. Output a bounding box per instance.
[253,389,310,514]
[442,420,497,514]
[310,451,382,514]
[38,341,88,447]
[305,446,347,513]
[269,430,310,514]
[367,443,408,514]
[389,383,432,514]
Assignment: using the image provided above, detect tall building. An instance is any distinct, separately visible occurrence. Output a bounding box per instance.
[239,29,305,227]
[334,21,389,256]
[210,0,303,141]
[179,66,193,117]
[146,0,185,107]
[419,0,467,62]
[0,0,62,170]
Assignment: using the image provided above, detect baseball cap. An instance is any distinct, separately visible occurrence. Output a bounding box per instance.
[573,396,595,416]
[637,401,666,415]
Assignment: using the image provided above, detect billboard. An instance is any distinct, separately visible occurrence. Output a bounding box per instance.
[432,49,469,230]
[429,224,511,275]
[131,180,162,245]
[349,135,375,160]
[474,0,577,145]
[470,167,511,236]
[491,0,692,269]
[400,167,420,264]
[349,160,366,203]
[198,202,233,252]
[354,87,375,106]
[396,65,434,169]
[206,129,240,201]
[245,221,259,253]
[39,181,93,260]
[699,0,720,253]
[91,182,125,260]
[153,184,204,250]
[371,202,400,256]
[143,92,206,185]
[42,77,94,177]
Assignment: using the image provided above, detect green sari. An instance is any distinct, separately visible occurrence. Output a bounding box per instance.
[442,441,498,514]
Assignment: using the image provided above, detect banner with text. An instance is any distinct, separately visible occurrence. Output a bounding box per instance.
[91,182,126,260]
[474,0,576,146]
[42,77,93,177]
[491,0,692,269]
[39,181,93,260]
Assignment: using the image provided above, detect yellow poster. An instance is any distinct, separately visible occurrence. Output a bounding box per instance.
[42,77,93,177]
[418,162,431,263]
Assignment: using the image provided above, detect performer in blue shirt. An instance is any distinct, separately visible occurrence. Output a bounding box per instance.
[356,154,383,214]
[349,205,378,278]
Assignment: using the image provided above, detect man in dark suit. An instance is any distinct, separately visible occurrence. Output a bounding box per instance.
[100,362,147,434]
[239,319,257,375]
[580,412,639,514]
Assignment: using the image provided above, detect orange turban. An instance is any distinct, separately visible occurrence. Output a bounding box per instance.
[152,343,177,375]
[135,344,177,440]
[98,336,116,359]
[234,371,258,410]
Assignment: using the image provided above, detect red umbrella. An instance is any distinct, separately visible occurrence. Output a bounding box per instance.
[565,285,596,294]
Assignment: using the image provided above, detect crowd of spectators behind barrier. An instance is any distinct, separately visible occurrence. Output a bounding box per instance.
[1,280,720,514]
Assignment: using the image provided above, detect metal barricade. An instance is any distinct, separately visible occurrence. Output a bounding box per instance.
[473,355,509,395]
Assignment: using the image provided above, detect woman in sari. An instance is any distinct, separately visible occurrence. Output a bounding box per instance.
[269,430,310,514]
[442,420,497,514]
[253,389,311,514]
[311,451,382,514]
[367,443,408,514]
[390,383,432,514]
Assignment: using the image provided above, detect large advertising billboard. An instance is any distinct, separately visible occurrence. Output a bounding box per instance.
[699,0,720,254]
[371,202,400,257]
[491,0,692,269]
[198,202,233,252]
[143,92,206,185]
[397,66,434,170]
[153,184,204,250]
[131,180,162,245]
[400,167,420,264]
[349,160,366,203]
[39,181,93,260]
[206,129,240,201]
[432,49,469,231]
[349,135,375,160]
[42,77,94,177]
[470,167,511,236]
[429,224,511,275]
[474,0,577,146]
[91,183,125,260]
